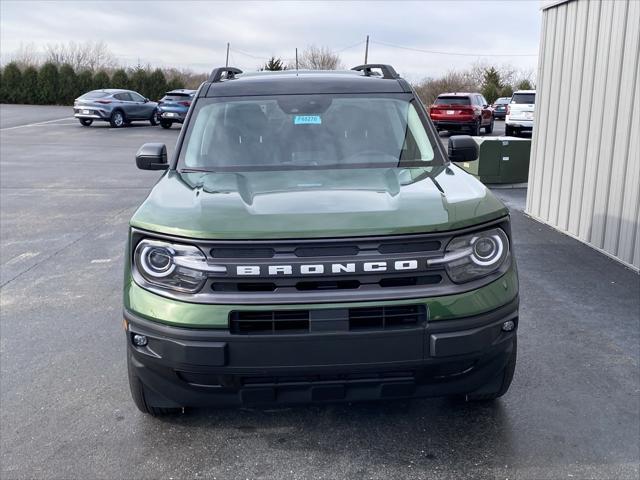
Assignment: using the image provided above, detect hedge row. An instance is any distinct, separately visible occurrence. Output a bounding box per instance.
[0,62,184,105]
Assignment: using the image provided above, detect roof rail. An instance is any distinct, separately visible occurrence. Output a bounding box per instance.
[351,64,399,79]
[208,67,243,83]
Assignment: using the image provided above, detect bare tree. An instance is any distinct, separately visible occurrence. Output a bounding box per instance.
[45,41,117,71]
[296,45,341,70]
[11,42,42,68]
[413,70,479,106]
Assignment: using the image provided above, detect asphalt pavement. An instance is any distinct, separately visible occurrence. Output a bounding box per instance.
[1,105,638,480]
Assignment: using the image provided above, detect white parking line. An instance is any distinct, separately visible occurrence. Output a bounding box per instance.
[0,117,74,131]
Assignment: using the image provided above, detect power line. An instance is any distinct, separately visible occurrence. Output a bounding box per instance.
[371,39,538,57]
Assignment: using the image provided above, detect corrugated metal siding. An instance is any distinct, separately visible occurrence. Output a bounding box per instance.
[527,0,640,270]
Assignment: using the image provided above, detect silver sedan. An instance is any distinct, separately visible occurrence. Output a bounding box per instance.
[73,89,158,128]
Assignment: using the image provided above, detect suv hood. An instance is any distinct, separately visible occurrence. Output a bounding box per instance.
[131,166,508,239]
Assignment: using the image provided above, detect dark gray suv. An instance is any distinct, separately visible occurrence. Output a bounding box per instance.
[73,89,158,128]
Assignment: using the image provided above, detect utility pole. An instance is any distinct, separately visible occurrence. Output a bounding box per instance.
[364,35,369,64]
[225,43,230,67]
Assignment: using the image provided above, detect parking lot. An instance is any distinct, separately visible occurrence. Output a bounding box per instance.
[1,105,638,479]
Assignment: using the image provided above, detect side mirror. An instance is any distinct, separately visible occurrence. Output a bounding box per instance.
[144,97,149,103]
[136,143,168,170]
[448,135,478,162]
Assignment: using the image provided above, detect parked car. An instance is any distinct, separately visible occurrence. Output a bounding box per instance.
[125,64,518,416]
[491,97,511,120]
[156,89,196,129]
[505,90,535,137]
[73,89,158,128]
[429,92,494,135]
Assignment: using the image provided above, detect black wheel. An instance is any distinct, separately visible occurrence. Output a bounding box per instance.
[160,120,173,129]
[79,118,93,127]
[485,118,494,134]
[149,111,158,126]
[470,119,480,136]
[505,125,514,136]
[127,353,183,417]
[466,337,517,402]
[109,110,126,128]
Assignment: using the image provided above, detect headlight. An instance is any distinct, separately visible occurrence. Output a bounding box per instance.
[429,228,510,283]
[133,239,220,292]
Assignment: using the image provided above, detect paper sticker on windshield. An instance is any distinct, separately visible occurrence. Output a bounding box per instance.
[294,115,321,125]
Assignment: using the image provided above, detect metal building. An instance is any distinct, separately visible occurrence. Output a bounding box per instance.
[527,0,640,270]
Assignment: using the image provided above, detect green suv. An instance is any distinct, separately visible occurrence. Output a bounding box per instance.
[124,64,518,416]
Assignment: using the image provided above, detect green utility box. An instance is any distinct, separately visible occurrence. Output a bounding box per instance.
[459,137,531,184]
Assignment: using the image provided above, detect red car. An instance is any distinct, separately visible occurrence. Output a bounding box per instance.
[429,92,494,135]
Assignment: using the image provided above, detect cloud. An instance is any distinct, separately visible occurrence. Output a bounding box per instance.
[0,0,541,80]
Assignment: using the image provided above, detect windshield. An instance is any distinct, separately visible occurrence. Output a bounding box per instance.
[511,93,535,104]
[178,94,443,171]
[494,98,510,105]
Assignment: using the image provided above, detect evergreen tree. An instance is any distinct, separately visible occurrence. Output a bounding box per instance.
[262,56,286,71]
[38,62,60,104]
[481,67,502,104]
[111,68,129,89]
[93,70,110,90]
[21,66,38,104]
[147,68,167,101]
[129,67,149,96]
[77,70,94,94]
[500,84,514,98]
[2,62,23,103]
[165,76,184,92]
[516,79,534,90]
[58,64,78,104]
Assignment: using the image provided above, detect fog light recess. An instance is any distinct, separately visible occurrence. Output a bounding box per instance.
[132,334,148,347]
[501,320,515,332]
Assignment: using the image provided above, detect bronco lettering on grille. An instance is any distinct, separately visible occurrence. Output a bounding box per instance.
[235,260,423,276]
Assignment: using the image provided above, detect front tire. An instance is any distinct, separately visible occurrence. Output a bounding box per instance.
[79,118,93,127]
[127,353,183,417]
[505,125,514,137]
[149,112,158,126]
[465,337,517,402]
[109,110,126,128]
[160,120,173,129]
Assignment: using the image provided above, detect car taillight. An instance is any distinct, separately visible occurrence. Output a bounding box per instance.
[95,100,112,104]
[507,105,511,115]
[178,101,191,107]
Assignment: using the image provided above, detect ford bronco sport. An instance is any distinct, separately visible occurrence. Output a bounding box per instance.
[124,64,519,416]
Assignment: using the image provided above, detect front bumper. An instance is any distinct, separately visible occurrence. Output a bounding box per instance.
[125,297,518,407]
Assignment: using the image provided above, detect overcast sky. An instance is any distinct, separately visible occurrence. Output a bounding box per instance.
[0,0,542,82]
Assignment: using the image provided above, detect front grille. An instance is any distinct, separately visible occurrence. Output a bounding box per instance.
[348,305,424,330]
[230,310,310,335]
[131,218,510,304]
[212,274,442,293]
[229,305,425,335]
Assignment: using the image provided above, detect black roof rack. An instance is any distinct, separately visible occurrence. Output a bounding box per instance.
[351,64,399,79]
[208,67,243,83]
